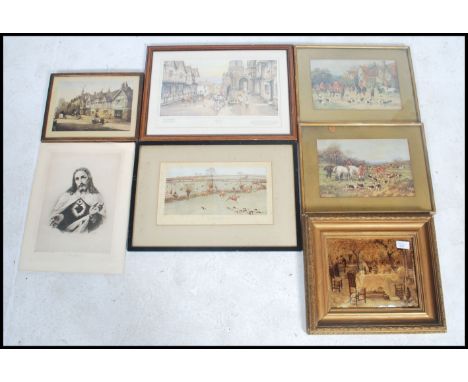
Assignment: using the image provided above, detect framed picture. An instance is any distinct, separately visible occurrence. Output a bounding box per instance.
[303,214,445,334]
[42,73,144,142]
[295,45,420,123]
[140,45,297,141]
[128,142,301,250]
[299,124,435,213]
[20,143,135,273]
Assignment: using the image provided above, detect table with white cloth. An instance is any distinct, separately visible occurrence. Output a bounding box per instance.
[356,272,401,298]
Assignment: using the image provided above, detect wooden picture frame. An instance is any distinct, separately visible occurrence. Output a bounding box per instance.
[140,45,297,141]
[303,214,445,334]
[299,123,435,213]
[41,73,144,142]
[20,143,135,273]
[128,141,301,250]
[295,45,420,123]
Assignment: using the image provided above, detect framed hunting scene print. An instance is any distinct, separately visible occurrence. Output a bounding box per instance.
[42,73,144,141]
[295,45,420,123]
[20,143,135,273]
[299,124,435,213]
[303,215,445,334]
[140,45,297,141]
[128,142,301,250]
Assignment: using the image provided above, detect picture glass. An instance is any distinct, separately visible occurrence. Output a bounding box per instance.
[317,139,415,198]
[296,47,419,122]
[131,144,298,249]
[326,237,419,309]
[44,75,141,139]
[299,124,434,213]
[146,50,291,136]
[157,162,273,225]
[160,60,279,117]
[310,60,401,110]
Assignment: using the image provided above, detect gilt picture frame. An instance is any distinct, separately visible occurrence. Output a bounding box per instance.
[20,143,135,273]
[299,123,435,213]
[295,45,420,123]
[41,73,144,142]
[303,214,445,334]
[128,141,301,250]
[140,45,297,141]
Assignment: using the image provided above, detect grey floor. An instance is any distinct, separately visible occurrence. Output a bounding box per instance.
[3,36,465,346]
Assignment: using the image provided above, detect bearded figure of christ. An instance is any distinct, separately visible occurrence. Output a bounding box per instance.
[50,167,106,233]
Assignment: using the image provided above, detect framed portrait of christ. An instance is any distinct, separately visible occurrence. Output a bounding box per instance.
[19,143,134,273]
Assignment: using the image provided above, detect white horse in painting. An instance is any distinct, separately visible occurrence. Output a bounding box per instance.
[333,166,349,181]
[347,165,359,179]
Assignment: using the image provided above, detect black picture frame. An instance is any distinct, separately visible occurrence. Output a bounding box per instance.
[127,141,302,251]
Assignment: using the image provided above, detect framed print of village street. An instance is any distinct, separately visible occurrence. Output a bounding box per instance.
[303,215,445,334]
[299,124,435,213]
[140,45,297,141]
[295,46,420,123]
[128,142,301,250]
[42,73,144,141]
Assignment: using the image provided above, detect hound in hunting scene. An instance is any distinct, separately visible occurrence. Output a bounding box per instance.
[317,138,415,198]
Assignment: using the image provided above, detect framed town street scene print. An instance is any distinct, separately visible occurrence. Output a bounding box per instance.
[20,143,134,273]
[42,73,144,141]
[299,124,435,213]
[295,46,419,123]
[303,215,445,334]
[140,45,297,141]
[129,142,301,250]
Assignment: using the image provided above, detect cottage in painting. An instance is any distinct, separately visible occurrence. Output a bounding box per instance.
[56,82,134,121]
[161,61,201,105]
[311,60,401,109]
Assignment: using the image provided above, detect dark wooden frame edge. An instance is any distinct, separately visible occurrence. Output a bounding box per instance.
[41,72,145,142]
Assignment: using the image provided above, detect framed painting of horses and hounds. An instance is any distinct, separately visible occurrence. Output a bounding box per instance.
[41,73,144,142]
[128,142,301,251]
[299,124,435,213]
[295,45,420,123]
[303,215,445,334]
[139,45,297,141]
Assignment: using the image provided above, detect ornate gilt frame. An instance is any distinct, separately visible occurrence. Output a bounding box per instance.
[303,214,445,334]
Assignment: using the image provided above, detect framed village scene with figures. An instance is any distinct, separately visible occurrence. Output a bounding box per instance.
[42,73,144,141]
[299,124,435,213]
[295,45,419,123]
[128,143,300,250]
[140,45,297,141]
[303,215,446,334]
